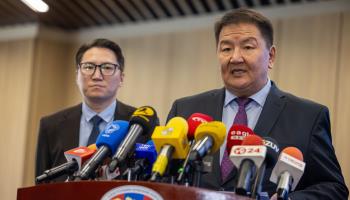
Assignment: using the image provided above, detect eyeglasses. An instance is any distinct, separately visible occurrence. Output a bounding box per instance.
[79,63,120,76]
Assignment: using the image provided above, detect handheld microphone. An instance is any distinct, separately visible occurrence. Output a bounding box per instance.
[251,137,280,199]
[76,120,129,180]
[226,125,255,154]
[230,135,266,196]
[109,106,158,172]
[187,113,214,140]
[177,113,213,183]
[150,117,190,181]
[127,140,158,179]
[188,121,226,162]
[270,147,305,200]
[35,145,96,183]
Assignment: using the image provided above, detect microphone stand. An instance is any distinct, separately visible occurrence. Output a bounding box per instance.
[191,160,203,187]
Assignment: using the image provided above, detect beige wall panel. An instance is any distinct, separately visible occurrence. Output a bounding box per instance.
[334,11,350,191]
[23,38,74,187]
[160,29,221,123]
[62,43,81,107]
[69,29,223,125]
[274,13,340,117]
[0,39,34,200]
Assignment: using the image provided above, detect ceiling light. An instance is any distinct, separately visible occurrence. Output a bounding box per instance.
[21,0,49,13]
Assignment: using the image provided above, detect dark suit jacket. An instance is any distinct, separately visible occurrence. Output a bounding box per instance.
[167,82,348,199]
[35,100,148,182]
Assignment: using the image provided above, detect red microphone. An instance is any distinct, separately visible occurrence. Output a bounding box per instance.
[187,113,214,140]
[176,113,214,184]
[226,125,256,153]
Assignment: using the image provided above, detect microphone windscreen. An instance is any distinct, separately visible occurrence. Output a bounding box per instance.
[227,125,255,153]
[241,135,264,145]
[187,113,213,140]
[151,117,190,159]
[130,106,159,135]
[135,142,157,164]
[282,147,303,161]
[166,117,189,137]
[194,121,226,153]
[96,120,129,155]
[262,137,280,167]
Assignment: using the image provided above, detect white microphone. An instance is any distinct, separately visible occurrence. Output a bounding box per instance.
[270,147,305,200]
[229,135,266,196]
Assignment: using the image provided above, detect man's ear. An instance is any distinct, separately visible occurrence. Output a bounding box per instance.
[268,45,276,69]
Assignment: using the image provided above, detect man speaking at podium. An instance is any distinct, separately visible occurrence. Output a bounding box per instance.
[35,39,146,182]
[167,8,348,199]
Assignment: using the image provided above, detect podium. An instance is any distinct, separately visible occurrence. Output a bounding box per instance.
[17,181,252,200]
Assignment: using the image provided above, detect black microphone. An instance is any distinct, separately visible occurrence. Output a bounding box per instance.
[109,106,158,173]
[251,137,280,199]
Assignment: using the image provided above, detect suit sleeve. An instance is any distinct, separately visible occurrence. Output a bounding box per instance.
[289,107,349,199]
[35,117,51,183]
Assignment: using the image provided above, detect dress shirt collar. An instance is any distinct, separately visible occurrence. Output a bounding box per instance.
[82,101,116,123]
[224,78,272,107]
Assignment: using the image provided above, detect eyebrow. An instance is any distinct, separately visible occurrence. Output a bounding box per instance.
[219,37,258,46]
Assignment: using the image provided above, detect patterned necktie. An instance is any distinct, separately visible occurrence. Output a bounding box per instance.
[87,115,103,145]
[221,97,252,182]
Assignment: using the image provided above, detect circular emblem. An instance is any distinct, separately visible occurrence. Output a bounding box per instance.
[234,147,246,155]
[101,185,163,200]
[105,123,120,134]
[133,107,154,117]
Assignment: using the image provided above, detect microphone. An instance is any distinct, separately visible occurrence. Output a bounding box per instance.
[177,113,213,184]
[251,137,280,198]
[226,125,256,154]
[230,135,266,196]
[188,121,226,162]
[123,140,158,180]
[187,113,214,140]
[150,117,190,181]
[109,106,158,172]
[270,147,305,200]
[35,145,97,184]
[76,120,129,180]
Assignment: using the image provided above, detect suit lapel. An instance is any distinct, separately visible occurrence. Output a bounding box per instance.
[205,88,226,187]
[254,82,286,137]
[211,88,226,121]
[114,100,132,120]
[61,104,82,149]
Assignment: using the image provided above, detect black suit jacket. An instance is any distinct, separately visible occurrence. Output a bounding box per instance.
[35,100,148,182]
[167,82,348,199]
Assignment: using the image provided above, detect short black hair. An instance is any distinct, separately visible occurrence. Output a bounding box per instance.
[214,8,274,48]
[75,38,125,72]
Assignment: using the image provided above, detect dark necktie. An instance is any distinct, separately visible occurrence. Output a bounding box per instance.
[221,97,252,182]
[87,115,103,145]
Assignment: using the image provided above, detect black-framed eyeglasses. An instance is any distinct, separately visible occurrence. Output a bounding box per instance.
[79,63,120,76]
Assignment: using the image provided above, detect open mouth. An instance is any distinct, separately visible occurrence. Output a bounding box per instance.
[231,69,246,75]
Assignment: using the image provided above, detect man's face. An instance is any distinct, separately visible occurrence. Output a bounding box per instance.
[76,47,124,104]
[217,23,275,97]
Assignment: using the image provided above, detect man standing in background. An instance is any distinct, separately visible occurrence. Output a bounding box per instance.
[167,8,348,199]
[35,39,148,182]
